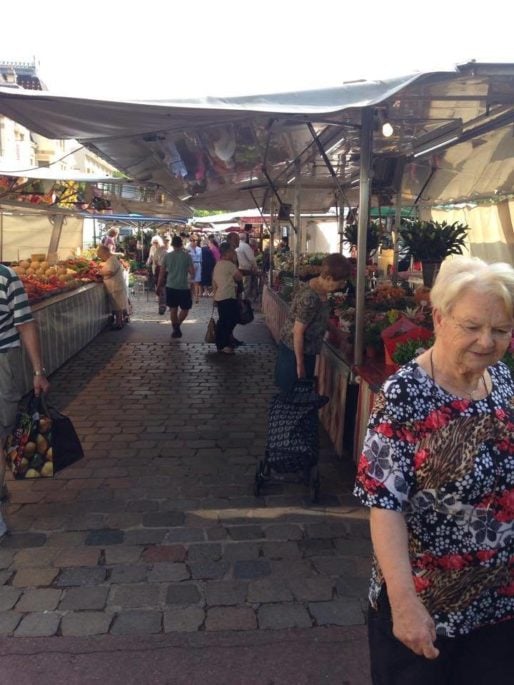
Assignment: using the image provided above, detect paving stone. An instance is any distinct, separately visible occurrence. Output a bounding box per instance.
[108,583,160,609]
[104,546,143,565]
[15,588,62,612]
[13,547,59,568]
[127,500,160,513]
[45,532,87,547]
[124,529,167,546]
[163,607,204,632]
[260,541,301,560]
[270,560,314,577]
[288,577,334,602]
[55,567,107,587]
[205,581,248,606]
[222,542,260,562]
[299,539,336,557]
[141,545,186,563]
[187,543,222,562]
[163,528,205,543]
[0,611,22,635]
[108,565,148,584]
[15,612,61,637]
[59,586,109,611]
[333,537,373,556]
[147,563,190,583]
[310,556,360,577]
[189,560,230,580]
[52,548,101,568]
[264,524,304,540]
[206,527,228,541]
[226,526,264,541]
[0,587,22,611]
[142,512,185,528]
[0,533,47,549]
[0,570,13,585]
[85,529,125,546]
[110,610,162,635]
[205,606,257,631]
[309,599,365,626]
[165,584,202,605]
[335,576,370,598]
[233,559,272,580]
[258,603,312,629]
[247,578,293,603]
[0,550,15,569]
[60,611,113,636]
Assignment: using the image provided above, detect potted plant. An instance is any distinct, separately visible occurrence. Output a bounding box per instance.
[342,222,382,262]
[399,219,469,286]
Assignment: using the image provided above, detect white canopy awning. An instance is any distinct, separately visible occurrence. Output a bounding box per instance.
[2,63,514,213]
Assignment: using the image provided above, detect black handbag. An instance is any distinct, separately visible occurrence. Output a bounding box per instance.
[6,393,84,479]
[238,298,254,325]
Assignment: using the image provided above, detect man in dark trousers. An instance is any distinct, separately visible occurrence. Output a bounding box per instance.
[157,235,194,338]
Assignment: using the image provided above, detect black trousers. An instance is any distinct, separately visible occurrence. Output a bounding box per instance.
[368,591,514,685]
[215,298,239,349]
[274,342,316,394]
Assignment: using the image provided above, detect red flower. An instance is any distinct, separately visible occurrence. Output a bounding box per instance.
[476,550,496,562]
[413,575,431,592]
[424,409,450,431]
[498,581,514,596]
[451,399,470,412]
[414,449,429,470]
[438,554,468,570]
[375,422,394,438]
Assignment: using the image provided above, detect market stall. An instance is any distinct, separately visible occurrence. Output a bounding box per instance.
[19,282,109,394]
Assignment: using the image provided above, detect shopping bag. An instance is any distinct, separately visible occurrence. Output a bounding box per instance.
[6,394,83,479]
[205,316,217,343]
[238,298,254,325]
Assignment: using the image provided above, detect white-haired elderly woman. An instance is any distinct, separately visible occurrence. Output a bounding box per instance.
[354,256,514,684]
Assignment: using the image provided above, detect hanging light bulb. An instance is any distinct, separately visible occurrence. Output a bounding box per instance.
[381,121,394,138]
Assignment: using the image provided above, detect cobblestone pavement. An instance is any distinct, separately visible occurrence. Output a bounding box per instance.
[0,293,371,682]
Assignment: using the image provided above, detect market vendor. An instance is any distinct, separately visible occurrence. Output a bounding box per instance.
[275,253,351,393]
[0,264,49,539]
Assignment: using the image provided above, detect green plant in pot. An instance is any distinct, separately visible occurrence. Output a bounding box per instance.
[399,219,469,286]
[342,222,382,261]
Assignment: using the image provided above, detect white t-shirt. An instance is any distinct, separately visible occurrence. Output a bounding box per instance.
[236,241,257,272]
[213,260,238,301]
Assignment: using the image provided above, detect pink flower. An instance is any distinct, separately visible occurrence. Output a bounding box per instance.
[414,449,429,469]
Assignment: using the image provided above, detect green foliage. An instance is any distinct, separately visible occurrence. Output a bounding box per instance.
[392,336,434,365]
[502,350,514,373]
[342,222,381,252]
[399,219,469,261]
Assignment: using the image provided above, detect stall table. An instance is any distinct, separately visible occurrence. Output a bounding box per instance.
[19,283,110,393]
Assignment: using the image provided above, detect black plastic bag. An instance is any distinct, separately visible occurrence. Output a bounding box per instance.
[238,298,254,325]
[6,394,83,479]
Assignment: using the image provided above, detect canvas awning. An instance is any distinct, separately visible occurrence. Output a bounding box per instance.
[3,63,514,213]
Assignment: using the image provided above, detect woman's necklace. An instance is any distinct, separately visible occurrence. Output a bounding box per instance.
[429,349,487,400]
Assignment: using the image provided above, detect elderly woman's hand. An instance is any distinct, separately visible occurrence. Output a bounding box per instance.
[391,595,440,660]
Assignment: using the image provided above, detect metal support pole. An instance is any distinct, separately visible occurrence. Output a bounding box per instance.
[392,192,403,280]
[293,161,301,278]
[47,214,65,260]
[268,198,276,288]
[354,108,374,367]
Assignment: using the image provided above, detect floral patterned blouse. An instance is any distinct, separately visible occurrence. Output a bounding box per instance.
[354,360,514,638]
[280,283,329,355]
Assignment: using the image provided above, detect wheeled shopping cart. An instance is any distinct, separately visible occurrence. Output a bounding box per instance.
[254,380,329,502]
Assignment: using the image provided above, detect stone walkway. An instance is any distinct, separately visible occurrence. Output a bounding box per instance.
[0,292,371,683]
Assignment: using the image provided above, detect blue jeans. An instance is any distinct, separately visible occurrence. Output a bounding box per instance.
[274,342,316,394]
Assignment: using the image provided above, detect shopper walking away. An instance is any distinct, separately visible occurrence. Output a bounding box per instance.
[157,235,194,339]
[188,238,202,304]
[208,235,221,262]
[0,264,49,537]
[212,242,243,355]
[155,236,171,314]
[236,232,258,300]
[200,238,216,296]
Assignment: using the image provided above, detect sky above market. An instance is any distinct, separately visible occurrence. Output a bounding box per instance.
[3,0,513,100]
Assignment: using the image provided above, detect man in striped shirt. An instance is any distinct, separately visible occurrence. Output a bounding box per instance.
[1,265,49,538]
